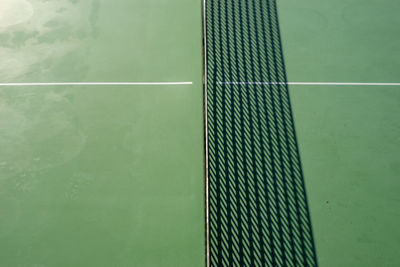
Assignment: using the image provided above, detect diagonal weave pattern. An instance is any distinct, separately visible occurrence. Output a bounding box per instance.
[205,0,318,266]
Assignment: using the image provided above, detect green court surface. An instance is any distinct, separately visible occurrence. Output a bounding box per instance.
[0,0,204,266]
[0,0,399,266]
[278,0,400,266]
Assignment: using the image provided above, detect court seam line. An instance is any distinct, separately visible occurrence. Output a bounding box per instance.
[0,82,193,86]
[218,81,400,86]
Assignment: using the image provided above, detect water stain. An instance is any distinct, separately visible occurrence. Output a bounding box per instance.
[0,0,100,81]
[0,89,87,177]
[0,0,34,28]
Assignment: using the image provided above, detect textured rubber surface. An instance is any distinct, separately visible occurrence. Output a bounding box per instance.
[205,0,318,266]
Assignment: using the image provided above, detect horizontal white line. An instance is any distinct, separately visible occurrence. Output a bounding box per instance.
[218,81,400,86]
[0,82,193,87]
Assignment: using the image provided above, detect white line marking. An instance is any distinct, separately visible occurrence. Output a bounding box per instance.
[0,82,193,87]
[218,81,400,86]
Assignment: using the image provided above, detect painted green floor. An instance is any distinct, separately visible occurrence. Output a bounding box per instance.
[278,0,400,266]
[1,0,400,266]
[0,0,204,266]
